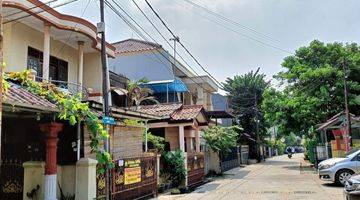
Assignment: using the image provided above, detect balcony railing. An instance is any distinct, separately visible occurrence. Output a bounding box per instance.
[34,76,90,100]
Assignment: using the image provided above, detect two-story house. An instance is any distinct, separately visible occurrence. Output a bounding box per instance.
[1,1,159,200]
[108,38,218,110]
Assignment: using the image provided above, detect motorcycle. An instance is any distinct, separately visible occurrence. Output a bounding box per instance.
[288,153,292,159]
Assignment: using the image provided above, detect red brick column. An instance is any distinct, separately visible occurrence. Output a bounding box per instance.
[40,122,63,200]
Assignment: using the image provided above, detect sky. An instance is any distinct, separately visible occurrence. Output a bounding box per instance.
[54,0,360,88]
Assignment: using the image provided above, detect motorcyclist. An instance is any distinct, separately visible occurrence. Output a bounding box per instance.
[286,146,294,158]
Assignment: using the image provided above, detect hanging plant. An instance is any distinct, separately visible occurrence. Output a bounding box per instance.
[3,70,114,172]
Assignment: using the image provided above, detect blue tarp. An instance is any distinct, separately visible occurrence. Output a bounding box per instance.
[141,79,188,93]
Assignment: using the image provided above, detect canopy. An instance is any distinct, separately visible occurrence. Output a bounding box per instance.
[141,79,188,93]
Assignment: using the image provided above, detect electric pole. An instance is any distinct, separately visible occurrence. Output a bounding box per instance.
[254,92,261,161]
[99,0,110,199]
[170,36,179,60]
[169,36,179,102]
[343,59,351,153]
[0,0,3,167]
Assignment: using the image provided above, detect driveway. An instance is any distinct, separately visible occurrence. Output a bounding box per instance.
[157,154,344,200]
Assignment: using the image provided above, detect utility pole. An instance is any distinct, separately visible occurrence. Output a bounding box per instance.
[343,59,351,153]
[254,92,261,161]
[169,36,179,102]
[98,0,110,199]
[0,0,3,167]
[170,36,179,60]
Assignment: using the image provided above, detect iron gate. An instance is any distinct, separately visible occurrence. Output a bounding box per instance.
[187,153,205,187]
[97,155,157,200]
[0,159,24,200]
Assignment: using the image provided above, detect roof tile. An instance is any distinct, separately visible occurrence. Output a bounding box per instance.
[171,105,203,121]
[137,103,182,118]
[137,103,204,121]
[112,39,162,54]
[4,83,57,110]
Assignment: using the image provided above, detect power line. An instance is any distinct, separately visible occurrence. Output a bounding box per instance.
[4,0,59,19]
[181,0,281,43]
[144,0,225,89]
[130,0,211,87]
[173,0,294,55]
[55,0,92,57]
[104,0,214,94]
[4,0,79,24]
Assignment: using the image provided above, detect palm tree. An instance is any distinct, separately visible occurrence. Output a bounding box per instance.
[127,79,158,109]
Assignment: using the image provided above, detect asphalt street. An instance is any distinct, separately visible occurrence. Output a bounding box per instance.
[157,154,344,200]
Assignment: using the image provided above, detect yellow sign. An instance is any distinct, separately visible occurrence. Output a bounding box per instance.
[124,166,141,185]
[125,159,141,168]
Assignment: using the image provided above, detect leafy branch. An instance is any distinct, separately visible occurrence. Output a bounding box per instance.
[4,70,114,171]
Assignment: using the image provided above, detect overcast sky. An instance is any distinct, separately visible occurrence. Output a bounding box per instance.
[55,0,360,88]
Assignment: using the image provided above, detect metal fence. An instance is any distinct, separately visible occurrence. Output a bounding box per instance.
[187,153,205,187]
[220,146,239,172]
[97,155,157,200]
[240,145,249,165]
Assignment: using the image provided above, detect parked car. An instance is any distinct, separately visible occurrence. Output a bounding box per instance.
[344,174,360,200]
[318,149,360,186]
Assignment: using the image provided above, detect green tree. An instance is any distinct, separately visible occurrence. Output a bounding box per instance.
[203,126,240,154]
[223,69,270,139]
[127,78,158,107]
[263,40,360,137]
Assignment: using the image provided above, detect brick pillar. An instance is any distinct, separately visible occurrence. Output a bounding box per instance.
[40,122,63,200]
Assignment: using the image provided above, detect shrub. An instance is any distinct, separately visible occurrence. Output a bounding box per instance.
[144,131,165,152]
[203,126,240,155]
[161,150,186,187]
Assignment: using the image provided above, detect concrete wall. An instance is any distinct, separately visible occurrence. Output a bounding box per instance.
[208,150,221,174]
[23,162,77,200]
[3,22,77,82]
[58,165,76,197]
[3,22,103,93]
[83,52,102,92]
[165,127,180,151]
[108,50,174,82]
[23,162,45,200]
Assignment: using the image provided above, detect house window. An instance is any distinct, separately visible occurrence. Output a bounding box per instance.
[27,47,68,87]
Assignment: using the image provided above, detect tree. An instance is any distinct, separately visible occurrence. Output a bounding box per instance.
[223,68,270,139]
[263,40,360,137]
[127,78,158,108]
[203,126,240,154]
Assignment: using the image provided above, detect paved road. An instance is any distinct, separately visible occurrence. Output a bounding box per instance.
[157,154,344,200]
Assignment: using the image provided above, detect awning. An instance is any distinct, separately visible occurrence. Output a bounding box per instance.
[112,88,128,96]
[140,79,188,93]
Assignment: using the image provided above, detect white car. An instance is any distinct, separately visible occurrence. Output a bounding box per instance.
[318,149,360,186]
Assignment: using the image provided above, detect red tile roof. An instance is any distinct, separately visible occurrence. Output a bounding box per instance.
[137,103,205,121]
[112,39,162,54]
[137,103,182,118]
[4,83,57,111]
[171,105,203,121]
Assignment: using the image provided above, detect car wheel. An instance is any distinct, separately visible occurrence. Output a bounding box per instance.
[336,169,354,186]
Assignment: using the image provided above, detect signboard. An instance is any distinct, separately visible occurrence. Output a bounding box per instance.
[124,167,141,185]
[102,116,116,125]
[124,159,141,185]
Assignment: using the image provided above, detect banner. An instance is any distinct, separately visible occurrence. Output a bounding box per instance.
[124,159,141,185]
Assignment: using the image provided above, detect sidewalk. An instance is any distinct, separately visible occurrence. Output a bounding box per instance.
[155,154,343,200]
